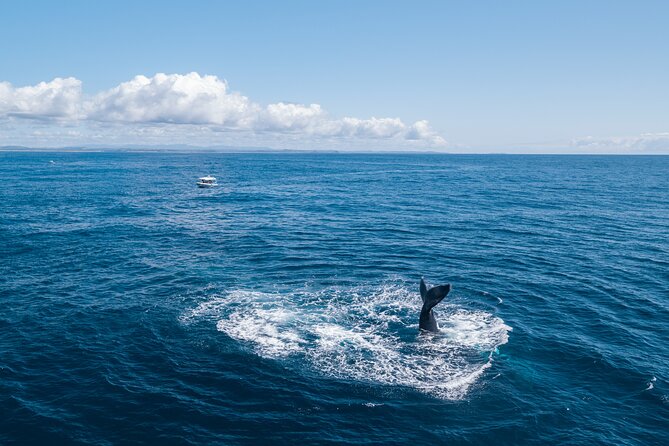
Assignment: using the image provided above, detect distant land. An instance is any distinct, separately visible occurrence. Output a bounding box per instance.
[0,144,278,153]
[1,144,668,155]
[0,144,449,154]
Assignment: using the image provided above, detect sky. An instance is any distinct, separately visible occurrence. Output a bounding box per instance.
[0,0,668,152]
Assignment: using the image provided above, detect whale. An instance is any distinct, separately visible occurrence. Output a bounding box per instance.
[419,278,452,332]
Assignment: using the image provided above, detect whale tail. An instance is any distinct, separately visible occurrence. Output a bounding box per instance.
[420,277,451,311]
[419,277,452,332]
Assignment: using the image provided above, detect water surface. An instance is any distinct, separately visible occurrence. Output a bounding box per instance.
[1,152,667,444]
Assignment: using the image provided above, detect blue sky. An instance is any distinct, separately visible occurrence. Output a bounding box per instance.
[1,0,667,152]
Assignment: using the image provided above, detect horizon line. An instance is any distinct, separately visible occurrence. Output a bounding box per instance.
[2,145,668,156]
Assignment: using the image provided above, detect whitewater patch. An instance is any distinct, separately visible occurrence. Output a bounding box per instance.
[181,281,511,400]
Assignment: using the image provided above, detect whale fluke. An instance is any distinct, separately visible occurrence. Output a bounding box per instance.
[419,277,452,332]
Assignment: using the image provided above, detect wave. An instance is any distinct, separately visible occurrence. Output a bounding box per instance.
[181,281,511,400]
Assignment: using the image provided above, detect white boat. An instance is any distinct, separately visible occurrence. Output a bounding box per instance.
[197,175,217,188]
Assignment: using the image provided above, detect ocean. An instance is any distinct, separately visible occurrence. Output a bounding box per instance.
[1,152,667,445]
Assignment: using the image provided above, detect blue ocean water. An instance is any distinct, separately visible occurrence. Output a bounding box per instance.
[1,152,668,445]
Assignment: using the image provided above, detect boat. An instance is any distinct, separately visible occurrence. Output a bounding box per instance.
[197,175,217,188]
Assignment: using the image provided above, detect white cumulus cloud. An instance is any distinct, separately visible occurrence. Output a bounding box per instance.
[0,72,447,148]
[87,73,257,127]
[0,77,83,119]
[261,102,325,131]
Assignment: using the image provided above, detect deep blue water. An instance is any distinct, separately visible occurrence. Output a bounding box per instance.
[1,152,668,445]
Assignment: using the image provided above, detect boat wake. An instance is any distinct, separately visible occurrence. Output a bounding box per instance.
[181,281,511,400]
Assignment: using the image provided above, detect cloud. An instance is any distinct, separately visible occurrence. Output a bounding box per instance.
[0,72,446,148]
[405,120,446,144]
[0,77,83,119]
[260,102,325,131]
[88,73,257,127]
[570,133,669,153]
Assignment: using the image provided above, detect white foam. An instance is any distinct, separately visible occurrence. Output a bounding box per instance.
[217,308,306,357]
[644,376,657,391]
[182,281,512,400]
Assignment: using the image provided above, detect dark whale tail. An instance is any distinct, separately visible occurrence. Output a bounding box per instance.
[419,277,452,332]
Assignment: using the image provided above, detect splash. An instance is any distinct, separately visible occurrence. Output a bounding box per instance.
[181,281,511,399]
